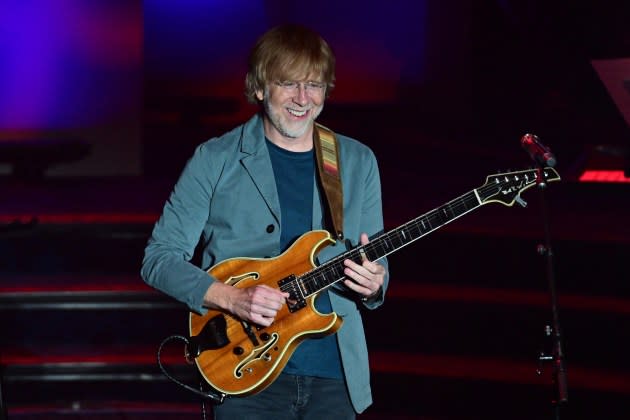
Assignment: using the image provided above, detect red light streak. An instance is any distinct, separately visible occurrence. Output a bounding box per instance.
[579,170,630,183]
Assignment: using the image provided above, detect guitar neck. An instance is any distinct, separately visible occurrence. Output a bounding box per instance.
[298,189,484,298]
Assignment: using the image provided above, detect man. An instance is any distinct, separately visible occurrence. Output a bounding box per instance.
[141,24,388,419]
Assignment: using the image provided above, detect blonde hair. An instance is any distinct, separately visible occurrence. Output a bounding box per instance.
[244,24,336,103]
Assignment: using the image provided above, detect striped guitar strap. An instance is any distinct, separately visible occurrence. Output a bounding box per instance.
[314,123,344,240]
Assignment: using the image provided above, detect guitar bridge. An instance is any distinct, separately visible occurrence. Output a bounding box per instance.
[278,274,306,312]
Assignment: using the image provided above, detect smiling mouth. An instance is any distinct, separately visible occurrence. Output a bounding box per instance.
[287,108,308,117]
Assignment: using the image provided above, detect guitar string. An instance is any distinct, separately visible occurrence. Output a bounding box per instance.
[289,170,544,297]
[295,181,500,296]
[296,192,480,296]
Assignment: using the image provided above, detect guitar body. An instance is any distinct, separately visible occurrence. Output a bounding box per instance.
[189,230,343,396]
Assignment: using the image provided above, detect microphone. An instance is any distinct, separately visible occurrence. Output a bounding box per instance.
[521,134,557,167]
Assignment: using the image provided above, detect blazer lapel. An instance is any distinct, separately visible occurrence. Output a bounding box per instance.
[239,114,281,224]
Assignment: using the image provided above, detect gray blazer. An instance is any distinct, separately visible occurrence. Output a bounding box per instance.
[142,113,389,413]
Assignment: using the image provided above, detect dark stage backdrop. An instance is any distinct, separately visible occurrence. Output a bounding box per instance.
[142,0,478,181]
[0,0,142,176]
[0,0,627,180]
[0,0,472,178]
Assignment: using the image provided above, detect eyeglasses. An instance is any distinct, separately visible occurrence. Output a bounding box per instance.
[274,80,326,95]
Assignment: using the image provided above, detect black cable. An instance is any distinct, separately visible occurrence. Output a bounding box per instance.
[156,335,227,405]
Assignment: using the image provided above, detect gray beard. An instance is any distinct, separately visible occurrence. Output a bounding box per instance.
[263,96,323,139]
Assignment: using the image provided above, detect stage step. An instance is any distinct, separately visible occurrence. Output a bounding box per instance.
[1,181,629,419]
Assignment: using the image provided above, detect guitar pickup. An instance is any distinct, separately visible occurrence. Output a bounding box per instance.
[278,274,306,312]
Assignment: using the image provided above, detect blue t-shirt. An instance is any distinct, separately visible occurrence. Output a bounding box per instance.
[266,139,343,380]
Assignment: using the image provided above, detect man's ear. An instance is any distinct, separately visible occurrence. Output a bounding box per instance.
[255,89,264,101]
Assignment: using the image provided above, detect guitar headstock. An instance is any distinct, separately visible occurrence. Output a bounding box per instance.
[478,167,561,206]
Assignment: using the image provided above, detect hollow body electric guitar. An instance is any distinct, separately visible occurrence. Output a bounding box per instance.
[189,167,560,397]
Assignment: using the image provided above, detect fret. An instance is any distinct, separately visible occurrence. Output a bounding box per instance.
[409,224,419,238]
[329,262,344,280]
[304,272,325,296]
[349,250,363,265]
[375,240,388,255]
[314,272,326,289]
[427,212,440,230]
[436,205,450,224]
[365,245,380,261]
[298,259,344,299]
[392,229,407,247]
[461,193,477,210]
[299,276,313,296]
[421,217,431,232]
[407,221,421,238]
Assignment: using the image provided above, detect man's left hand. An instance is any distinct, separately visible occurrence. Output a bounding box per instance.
[342,232,387,300]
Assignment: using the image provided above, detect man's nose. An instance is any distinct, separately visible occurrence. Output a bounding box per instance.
[294,83,309,105]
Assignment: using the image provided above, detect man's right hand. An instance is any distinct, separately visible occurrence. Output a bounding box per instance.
[203,281,289,327]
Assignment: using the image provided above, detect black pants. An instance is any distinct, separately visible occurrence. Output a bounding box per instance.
[214,374,355,420]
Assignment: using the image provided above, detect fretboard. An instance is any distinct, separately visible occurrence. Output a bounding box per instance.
[296,188,486,298]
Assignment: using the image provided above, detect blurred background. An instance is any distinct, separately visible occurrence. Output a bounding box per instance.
[1,0,629,419]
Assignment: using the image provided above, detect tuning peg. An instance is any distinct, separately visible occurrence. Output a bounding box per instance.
[514,196,527,207]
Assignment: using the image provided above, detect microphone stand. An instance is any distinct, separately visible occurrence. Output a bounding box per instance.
[534,164,569,419]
